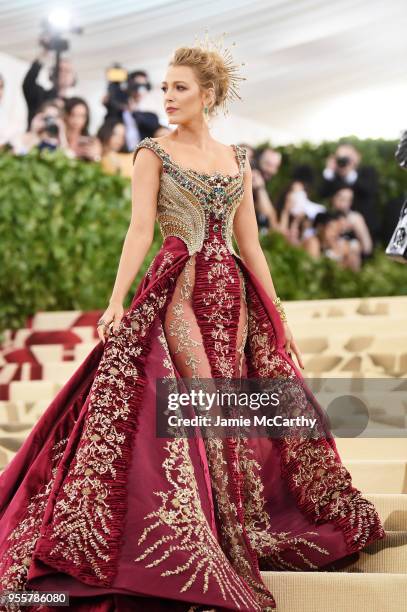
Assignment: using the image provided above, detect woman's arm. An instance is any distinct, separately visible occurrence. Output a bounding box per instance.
[252,169,279,230]
[98,147,161,342]
[255,185,279,229]
[349,211,373,255]
[109,147,160,303]
[233,156,279,302]
[302,235,321,259]
[233,156,304,369]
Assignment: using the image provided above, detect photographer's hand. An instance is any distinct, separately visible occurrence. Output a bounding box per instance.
[55,118,69,148]
[37,36,51,62]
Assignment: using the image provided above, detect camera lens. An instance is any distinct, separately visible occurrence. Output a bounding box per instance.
[43,116,59,137]
[336,156,350,168]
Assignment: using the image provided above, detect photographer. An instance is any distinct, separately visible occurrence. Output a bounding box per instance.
[102,68,160,151]
[319,143,380,245]
[22,37,77,130]
[10,100,68,155]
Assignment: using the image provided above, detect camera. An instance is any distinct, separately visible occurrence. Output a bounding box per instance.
[249,156,259,171]
[43,115,59,138]
[128,82,150,95]
[105,64,152,113]
[39,13,83,53]
[336,155,351,168]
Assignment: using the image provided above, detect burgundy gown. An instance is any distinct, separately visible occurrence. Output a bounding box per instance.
[0,137,385,612]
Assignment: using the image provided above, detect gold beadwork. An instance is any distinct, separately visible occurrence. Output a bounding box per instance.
[272,296,287,322]
[133,436,260,609]
[165,255,203,381]
[133,137,245,259]
[235,264,248,377]
[238,440,331,570]
[0,437,69,593]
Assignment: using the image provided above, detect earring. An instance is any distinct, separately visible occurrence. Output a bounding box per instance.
[204,106,209,115]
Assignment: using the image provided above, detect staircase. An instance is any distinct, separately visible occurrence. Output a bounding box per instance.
[260,295,407,612]
[0,296,406,611]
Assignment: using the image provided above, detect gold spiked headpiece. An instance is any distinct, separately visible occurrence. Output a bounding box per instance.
[192,29,247,116]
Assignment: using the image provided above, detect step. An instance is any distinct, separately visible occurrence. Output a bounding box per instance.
[284,295,407,317]
[344,459,407,494]
[27,310,83,329]
[302,353,407,375]
[365,494,407,531]
[260,571,407,612]
[7,380,62,401]
[0,399,52,423]
[336,438,407,460]
[337,531,407,573]
[291,316,407,336]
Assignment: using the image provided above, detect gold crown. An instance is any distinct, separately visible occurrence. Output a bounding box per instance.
[192,29,247,116]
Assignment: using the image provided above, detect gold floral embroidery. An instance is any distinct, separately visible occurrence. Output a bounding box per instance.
[157,250,176,277]
[133,435,261,611]
[135,323,271,610]
[200,235,239,379]
[235,265,248,377]
[165,256,203,381]
[201,437,276,610]
[0,437,69,596]
[146,250,176,281]
[237,440,330,570]
[280,436,385,549]
[35,281,176,585]
[244,283,385,553]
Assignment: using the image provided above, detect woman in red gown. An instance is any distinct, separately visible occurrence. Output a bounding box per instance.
[0,40,385,612]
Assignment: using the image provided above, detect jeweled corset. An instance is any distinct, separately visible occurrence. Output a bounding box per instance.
[133,137,246,257]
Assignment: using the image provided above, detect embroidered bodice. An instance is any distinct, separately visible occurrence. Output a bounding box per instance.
[133,137,247,257]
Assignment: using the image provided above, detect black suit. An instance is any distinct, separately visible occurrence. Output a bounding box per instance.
[131,110,160,140]
[103,98,160,148]
[22,60,61,130]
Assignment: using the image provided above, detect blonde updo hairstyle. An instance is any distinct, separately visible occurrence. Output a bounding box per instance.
[169,46,231,118]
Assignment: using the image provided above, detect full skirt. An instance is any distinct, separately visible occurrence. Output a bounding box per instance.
[0,236,386,611]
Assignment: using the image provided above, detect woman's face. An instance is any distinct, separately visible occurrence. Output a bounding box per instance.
[332,188,353,212]
[66,103,88,131]
[161,65,213,125]
[109,123,126,151]
[336,216,348,232]
[323,220,339,242]
[290,181,305,193]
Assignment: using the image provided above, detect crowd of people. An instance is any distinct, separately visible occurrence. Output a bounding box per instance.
[0,47,171,170]
[0,48,383,271]
[242,142,379,270]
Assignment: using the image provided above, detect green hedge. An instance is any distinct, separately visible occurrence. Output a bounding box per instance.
[0,141,406,334]
[261,231,407,300]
